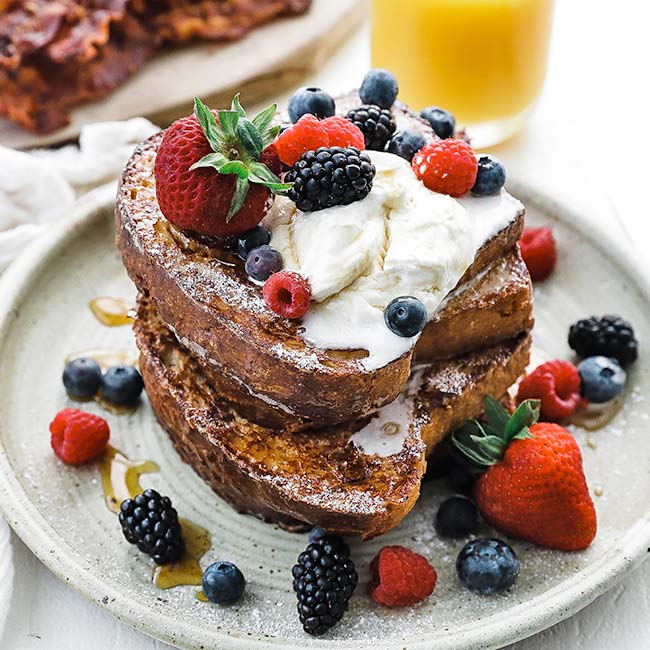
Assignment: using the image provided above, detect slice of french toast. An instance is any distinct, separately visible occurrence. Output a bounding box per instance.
[415,247,534,362]
[116,137,525,429]
[134,243,532,432]
[135,299,531,539]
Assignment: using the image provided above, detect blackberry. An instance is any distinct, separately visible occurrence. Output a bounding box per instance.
[292,534,358,636]
[345,104,396,150]
[286,146,375,212]
[119,489,185,565]
[568,315,638,366]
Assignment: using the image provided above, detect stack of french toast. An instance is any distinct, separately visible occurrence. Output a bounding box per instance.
[115,85,534,539]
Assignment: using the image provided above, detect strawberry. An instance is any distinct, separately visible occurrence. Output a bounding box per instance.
[453,397,597,551]
[155,96,291,237]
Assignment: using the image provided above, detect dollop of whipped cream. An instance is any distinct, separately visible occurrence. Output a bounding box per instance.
[263,151,522,371]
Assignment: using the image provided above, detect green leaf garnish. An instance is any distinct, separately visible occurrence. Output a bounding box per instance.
[252,103,277,131]
[219,160,249,179]
[228,176,250,220]
[231,93,246,118]
[451,396,540,472]
[188,95,292,218]
[237,118,263,158]
[193,97,223,150]
[189,151,229,171]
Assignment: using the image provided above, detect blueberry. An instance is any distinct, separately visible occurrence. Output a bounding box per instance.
[384,296,428,338]
[236,225,271,260]
[457,538,520,595]
[288,87,335,122]
[471,155,506,196]
[62,357,103,399]
[308,526,329,543]
[386,130,426,162]
[578,356,626,403]
[435,496,479,538]
[359,68,398,109]
[420,106,456,139]
[245,245,282,281]
[202,561,245,605]
[101,365,144,406]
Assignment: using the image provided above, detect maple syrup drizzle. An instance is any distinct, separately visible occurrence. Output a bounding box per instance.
[570,397,625,432]
[89,297,134,327]
[65,348,139,372]
[99,446,212,590]
[100,445,159,514]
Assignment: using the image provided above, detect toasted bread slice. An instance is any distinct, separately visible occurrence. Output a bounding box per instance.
[135,302,531,538]
[415,247,534,362]
[135,244,532,432]
[116,133,525,429]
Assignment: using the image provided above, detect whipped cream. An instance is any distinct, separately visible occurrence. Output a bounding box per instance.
[263,151,523,371]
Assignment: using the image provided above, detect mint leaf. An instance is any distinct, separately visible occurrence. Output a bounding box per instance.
[227,176,249,220]
[189,151,228,172]
[237,118,263,158]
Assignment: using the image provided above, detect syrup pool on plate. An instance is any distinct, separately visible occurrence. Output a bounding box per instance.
[371,0,554,146]
[89,296,134,327]
[99,446,212,590]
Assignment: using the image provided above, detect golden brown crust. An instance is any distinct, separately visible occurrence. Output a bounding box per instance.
[137,302,531,538]
[134,243,532,431]
[415,248,534,362]
[116,124,527,427]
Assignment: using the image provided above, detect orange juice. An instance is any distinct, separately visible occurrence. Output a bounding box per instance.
[372,0,554,144]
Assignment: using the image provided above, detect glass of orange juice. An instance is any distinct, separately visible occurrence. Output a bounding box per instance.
[371,0,554,147]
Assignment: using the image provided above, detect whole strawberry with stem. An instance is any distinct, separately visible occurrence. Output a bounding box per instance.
[155,95,291,237]
[453,397,597,552]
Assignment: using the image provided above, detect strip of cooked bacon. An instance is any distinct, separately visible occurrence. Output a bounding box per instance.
[0,0,312,134]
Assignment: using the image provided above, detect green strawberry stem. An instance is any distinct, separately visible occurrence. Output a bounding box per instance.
[452,396,541,470]
[189,96,292,220]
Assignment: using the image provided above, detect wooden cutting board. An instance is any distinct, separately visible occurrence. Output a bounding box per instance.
[0,0,364,150]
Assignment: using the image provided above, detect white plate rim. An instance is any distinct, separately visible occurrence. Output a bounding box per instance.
[0,179,648,650]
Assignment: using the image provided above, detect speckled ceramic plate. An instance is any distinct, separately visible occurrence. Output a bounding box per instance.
[0,182,648,650]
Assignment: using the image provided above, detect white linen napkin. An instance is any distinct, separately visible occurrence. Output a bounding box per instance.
[0,117,159,272]
[0,117,159,638]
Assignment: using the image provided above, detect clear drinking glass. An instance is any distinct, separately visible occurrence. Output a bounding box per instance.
[371,0,554,147]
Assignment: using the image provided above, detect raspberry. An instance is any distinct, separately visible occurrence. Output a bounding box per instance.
[412,139,478,197]
[320,116,365,150]
[274,114,329,166]
[49,408,110,465]
[517,360,583,420]
[368,546,437,608]
[263,271,311,319]
[519,227,557,281]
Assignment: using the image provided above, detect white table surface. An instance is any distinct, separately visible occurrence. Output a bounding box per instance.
[2,1,649,648]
